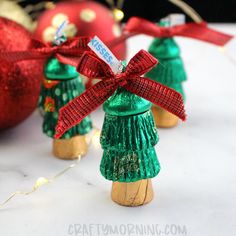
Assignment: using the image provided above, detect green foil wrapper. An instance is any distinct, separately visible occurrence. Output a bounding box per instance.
[103,87,151,116]
[101,110,159,151]
[146,30,187,99]
[44,57,79,80]
[42,58,92,139]
[100,87,160,183]
[38,56,78,112]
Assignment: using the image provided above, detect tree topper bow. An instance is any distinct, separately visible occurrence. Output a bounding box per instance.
[55,50,186,138]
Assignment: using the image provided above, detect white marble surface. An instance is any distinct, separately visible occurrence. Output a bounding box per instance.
[0,24,236,236]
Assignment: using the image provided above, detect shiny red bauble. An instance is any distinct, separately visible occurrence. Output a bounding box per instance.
[0,17,43,130]
[34,1,126,60]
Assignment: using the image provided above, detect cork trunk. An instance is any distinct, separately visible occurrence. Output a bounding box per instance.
[53,135,88,160]
[152,106,178,128]
[111,179,154,207]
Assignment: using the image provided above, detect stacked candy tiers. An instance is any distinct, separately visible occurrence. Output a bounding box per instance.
[55,39,186,206]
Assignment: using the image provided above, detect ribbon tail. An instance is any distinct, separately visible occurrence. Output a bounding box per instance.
[175,23,234,46]
[0,51,49,63]
[125,77,186,121]
[55,81,116,138]
[124,17,161,36]
[125,17,233,47]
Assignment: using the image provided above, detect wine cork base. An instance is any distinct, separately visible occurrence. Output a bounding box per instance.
[111,179,154,207]
[151,106,179,128]
[53,135,88,160]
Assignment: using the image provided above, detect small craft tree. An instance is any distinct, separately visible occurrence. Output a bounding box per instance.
[122,16,232,127]
[100,87,160,206]
[43,53,92,159]
[146,21,187,128]
[0,25,93,159]
[55,50,186,206]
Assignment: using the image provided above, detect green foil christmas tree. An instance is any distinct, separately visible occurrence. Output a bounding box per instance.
[55,49,186,206]
[147,21,187,128]
[100,86,160,206]
[0,19,93,159]
[41,35,92,159]
[100,86,160,183]
[42,57,92,140]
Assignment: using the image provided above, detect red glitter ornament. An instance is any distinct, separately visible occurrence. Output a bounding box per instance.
[0,17,43,130]
[35,0,126,87]
[35,1,126,59]
[34,1,126,88]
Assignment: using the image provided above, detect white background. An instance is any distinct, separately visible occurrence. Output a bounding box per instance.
[0,24,236,236]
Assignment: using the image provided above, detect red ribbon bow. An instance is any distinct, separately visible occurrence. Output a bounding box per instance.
[55,50,186,138]
[108,17,233,48]
[0,37,91,67]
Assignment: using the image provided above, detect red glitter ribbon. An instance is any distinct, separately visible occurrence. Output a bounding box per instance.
[55,50,186,138]
[0,37,91,67]
[108,17,234,48]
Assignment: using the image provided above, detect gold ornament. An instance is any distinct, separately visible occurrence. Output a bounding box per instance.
[112,8,124,22]
[105,0,125,22]
[45,1,55,10]
[0,0,36,31]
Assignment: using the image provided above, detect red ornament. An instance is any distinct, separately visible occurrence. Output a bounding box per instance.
[0,17,43,130]
[34,1,126,87]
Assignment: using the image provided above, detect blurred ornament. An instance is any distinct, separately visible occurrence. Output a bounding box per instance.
[34,1,126,59]
[112,8,124,22]
[104,0,125,22]
[0,17,43,131]
[43,56,92,160]
[0,0,36,31]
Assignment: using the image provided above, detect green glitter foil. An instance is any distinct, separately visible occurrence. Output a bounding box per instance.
[100,87,160,182]
[103,86,151,116]
[101,110,159,151]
